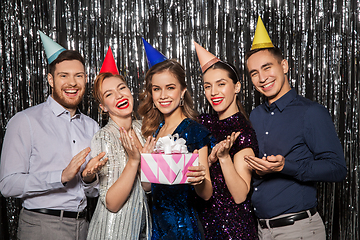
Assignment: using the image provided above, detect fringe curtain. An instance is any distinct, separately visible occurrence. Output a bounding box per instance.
[0,1,359,239]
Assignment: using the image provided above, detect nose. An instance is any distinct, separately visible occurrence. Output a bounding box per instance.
[114,89,123,99]
[259,72,267,83]
[211,85,217,96]
[160,89,167,99]
[68,76,77,86]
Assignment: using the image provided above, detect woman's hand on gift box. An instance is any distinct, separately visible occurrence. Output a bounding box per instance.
[186,164,206,185]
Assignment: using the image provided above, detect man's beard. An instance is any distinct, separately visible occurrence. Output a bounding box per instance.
[52,87,84,110]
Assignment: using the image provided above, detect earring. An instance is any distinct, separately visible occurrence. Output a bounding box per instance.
[179,97,184,106]
[153,103,157,109]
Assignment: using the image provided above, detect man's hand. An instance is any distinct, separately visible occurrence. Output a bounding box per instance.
[62,147,91,184]
[82,152,108,183]
[244,155,285,175]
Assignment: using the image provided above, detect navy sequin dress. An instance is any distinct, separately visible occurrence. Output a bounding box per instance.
[198,112,259,240]
[151,118,212,240]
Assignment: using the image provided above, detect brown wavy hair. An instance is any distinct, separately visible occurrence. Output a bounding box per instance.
[138,59,198,138]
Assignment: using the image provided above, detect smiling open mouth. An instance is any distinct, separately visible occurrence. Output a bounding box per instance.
[116,99,129,109]
[159,101,171,107]
[262,81,275,90]
[211,97,223,105]
[64,89,79,96]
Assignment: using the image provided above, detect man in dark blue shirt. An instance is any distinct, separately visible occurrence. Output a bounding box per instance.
[243,17,347,240]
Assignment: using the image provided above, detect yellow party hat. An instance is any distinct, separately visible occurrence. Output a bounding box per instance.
[251,16,274,50]
[193,41,220,73]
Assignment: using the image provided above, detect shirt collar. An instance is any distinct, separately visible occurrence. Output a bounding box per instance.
[265,88,297,112]
[46,96,81,119]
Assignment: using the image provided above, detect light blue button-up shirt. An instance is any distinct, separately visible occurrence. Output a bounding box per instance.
[0,96,99,212]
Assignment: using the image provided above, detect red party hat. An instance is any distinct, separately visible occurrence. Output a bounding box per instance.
[99,46,119,74]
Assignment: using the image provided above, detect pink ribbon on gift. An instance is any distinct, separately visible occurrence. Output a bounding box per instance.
[180,154,199,183]
[141,153,199,184]
[141,154,179,183]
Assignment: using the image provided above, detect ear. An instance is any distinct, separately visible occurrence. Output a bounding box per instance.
[235,81,241,94]
[47,73,54,88]
[181,88,187,98]
[281,59,289,75]
[99,103,108,112]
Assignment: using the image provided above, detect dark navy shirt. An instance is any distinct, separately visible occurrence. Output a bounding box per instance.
[250,88,347,219]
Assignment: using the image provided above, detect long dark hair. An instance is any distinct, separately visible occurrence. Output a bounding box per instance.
[138,59,198,138]
[204,61,249,120]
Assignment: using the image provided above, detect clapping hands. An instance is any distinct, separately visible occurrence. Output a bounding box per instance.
[208,132,240,167]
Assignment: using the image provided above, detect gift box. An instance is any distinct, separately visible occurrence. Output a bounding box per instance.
[141,153,199,184]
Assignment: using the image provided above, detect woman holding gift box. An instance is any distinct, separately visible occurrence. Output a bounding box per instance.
[138,39,213,240]
[193,42,259,239]
[87,47,153,240]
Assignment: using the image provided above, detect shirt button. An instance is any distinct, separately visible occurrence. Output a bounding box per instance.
[265,132,268,135]
[254,207,257,211]
[264,154,267,157]
[255,188,258,191]
[73,140,76,143]
[271,112,274,115]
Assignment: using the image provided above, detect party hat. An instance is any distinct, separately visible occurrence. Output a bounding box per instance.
[193,41,220,73]
[38,30,66,64]
[99,46,119,75]
[251,16,274,50]
[142,38,168,68]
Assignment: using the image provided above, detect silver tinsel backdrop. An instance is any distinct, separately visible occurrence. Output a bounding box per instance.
[0,0,359,239]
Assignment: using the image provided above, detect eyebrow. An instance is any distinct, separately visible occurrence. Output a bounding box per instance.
[56,71,85,76]
[152,83,176,88]
[204,78,228,85]
[248,62,273,75]
[103,83,125,96]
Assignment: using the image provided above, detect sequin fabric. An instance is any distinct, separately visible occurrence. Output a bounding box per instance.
[197,112,259,240]
[87,119,151,240]
[151,118,212,240]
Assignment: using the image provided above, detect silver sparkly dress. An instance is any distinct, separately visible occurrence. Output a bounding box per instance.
[87,119,151,240]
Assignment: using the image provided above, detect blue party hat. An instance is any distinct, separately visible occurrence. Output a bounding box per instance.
[38,30,66,64]
[142,38,167,68]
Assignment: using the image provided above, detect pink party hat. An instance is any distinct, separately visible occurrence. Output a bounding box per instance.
[193,41,220,73]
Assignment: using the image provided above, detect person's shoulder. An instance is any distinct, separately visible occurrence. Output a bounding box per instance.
[7,102,47,126]
[186,118,208,131]
[92,123,114,141]
[249,104,265,118]
[80,113,99,129]
[132,119,142,129]
[198,113,217,126]
[295,95,329,114]
[80,113,98,124]
[181,118,210,141]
